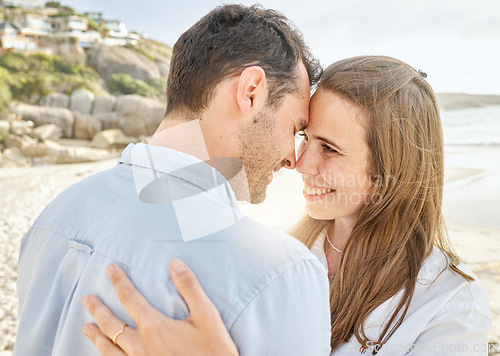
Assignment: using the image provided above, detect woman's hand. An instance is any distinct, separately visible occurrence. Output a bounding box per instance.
[83,259,239,356]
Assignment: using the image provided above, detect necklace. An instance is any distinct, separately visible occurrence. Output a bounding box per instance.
[325,233,343,253]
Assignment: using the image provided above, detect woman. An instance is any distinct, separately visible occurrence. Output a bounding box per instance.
[83,56,492,355]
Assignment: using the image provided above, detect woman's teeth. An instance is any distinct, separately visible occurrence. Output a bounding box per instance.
[304,186,334,195]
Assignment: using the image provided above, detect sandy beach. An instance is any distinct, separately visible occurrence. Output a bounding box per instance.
[1,145,499,354]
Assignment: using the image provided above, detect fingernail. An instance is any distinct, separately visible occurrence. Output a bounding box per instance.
[83,324,93,336]
[83,295,91,307]
[171,259,187,273]
[107,264,116,276]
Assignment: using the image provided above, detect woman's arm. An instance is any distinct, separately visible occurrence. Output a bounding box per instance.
[83,259,239,356]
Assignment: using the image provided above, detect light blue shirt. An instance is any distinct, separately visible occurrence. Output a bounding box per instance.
[15,143,332,355]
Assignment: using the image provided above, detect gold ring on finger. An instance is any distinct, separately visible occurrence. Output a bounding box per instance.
[112,323,127,345]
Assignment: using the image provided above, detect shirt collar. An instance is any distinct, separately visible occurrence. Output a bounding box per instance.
[119,143,235,193]
[118,143,243,242]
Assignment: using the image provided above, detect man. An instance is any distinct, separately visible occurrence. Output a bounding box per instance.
[15,5,331,355]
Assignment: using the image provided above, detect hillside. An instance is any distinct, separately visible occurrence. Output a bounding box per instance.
[436,93,500,110]
[0,38,172,111]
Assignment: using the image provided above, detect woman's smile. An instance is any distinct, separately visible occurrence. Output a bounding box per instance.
[303,185,336,201]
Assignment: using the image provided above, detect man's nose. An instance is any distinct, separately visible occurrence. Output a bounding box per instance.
[283,151,296,170]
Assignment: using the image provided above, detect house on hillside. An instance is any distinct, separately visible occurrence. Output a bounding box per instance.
[51,15,101,48]
[25,13,52,36]
[103,19,128,46]
[0,6,139,53]
[85,12,103,25]
[102,19,140,46]
[0,20,37,52]
[0,0,42,9]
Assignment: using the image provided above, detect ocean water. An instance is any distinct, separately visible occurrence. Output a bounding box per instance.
[441,105,500,146]
[441,106,500,229]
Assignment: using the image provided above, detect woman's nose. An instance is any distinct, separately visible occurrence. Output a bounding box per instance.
[296,144,319,176]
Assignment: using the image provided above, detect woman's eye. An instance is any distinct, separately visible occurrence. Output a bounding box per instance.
[322,144,338,154]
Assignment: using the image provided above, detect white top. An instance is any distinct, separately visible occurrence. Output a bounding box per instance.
[311,229,492,355]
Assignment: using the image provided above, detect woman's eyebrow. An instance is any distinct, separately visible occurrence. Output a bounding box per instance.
[313,134,345,152]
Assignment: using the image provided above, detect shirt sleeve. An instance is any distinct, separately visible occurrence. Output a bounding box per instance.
[408,307,492,355]
[228,258,332,356]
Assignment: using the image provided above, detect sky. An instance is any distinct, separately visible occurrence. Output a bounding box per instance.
[62,0,500,95]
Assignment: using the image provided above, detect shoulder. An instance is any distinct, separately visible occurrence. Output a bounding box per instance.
[417,247,491,321]
[228,216,322,269]
[31,165,129,227]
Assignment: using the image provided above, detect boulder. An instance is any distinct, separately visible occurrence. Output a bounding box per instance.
[27,139,121,164]
[10,103,74,138]
[40,93,70,108]
[0,120,10,140]
[0,112,16,121]
[10,120,34,136]
[92,95,117,115]
[87,44,161,85]
[115,95,165,135]
[31,124,63,141]
[91,129,131,149]
[156,59,170,78]
[70,89,95,114]
[118,115,147,137]
[2,147,30,166]
[74,113,102,140]
[95,112,121,131]
[4,134,38,152]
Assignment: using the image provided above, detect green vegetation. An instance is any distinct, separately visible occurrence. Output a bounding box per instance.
[0,68,12,112]
[0,29,173,111]
[45,1,62,8]
[133,38,172,61]
[124,44,155,62]
[45,2,75,16]
[109,73,166,99]
[0,52,104,110]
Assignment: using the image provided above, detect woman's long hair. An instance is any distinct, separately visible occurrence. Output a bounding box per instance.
[290,56,472,353]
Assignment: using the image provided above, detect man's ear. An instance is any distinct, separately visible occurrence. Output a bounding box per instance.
[236,66,268,116]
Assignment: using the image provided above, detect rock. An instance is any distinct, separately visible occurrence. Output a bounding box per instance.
[95,112,121,131]
[10,103,75,138]
[0,111,16,121]
[10,120,34,136]
[436,93,500,110]
[31,124,63,141]
[70,89,95,114]
[74,113,102,140]
[4,134,38,153]
[87,44,161,85]
[115,95,165,135]
[0,120,10,139]
[91,129,131,149]
[37,36,86,62]
[118,115,147,137]
[92,95,117,115]
[26,139,120,164]
[156,59,170,78]
[40,93,70,108]
[2,147,30,165]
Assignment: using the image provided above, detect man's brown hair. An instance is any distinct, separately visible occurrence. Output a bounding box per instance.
[165,4,321,116]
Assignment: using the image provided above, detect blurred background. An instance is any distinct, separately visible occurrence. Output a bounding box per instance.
[0,0,499,354]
